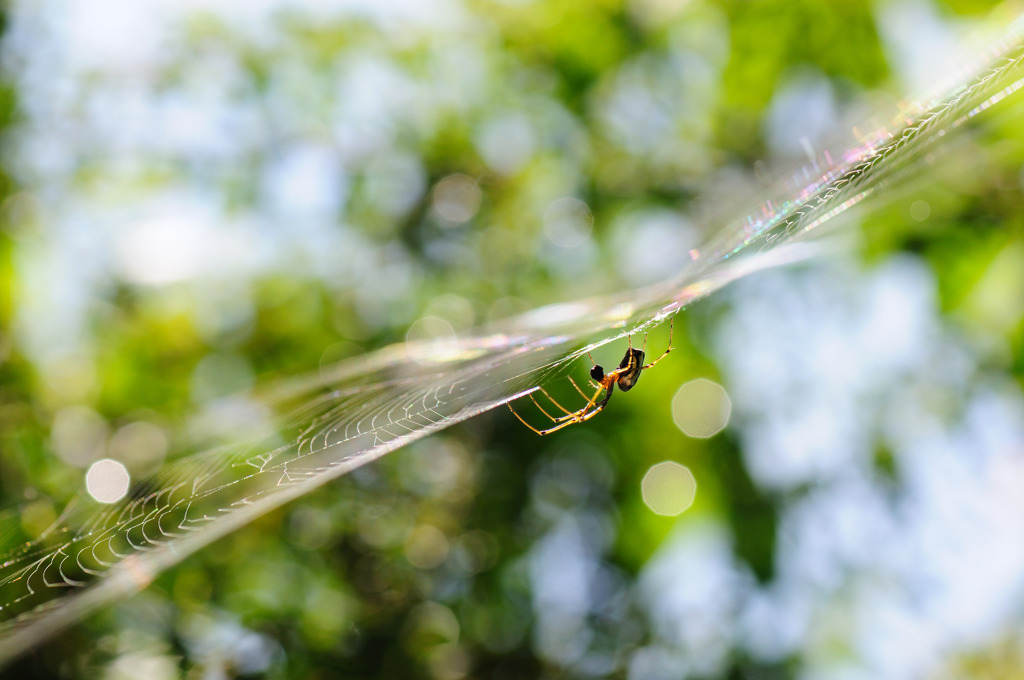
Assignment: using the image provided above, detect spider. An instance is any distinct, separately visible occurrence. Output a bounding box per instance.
[509,319,674,435]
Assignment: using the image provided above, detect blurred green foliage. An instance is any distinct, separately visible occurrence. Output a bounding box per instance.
[1,1,1023,678]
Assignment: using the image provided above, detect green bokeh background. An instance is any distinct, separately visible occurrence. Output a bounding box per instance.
[1,1,1023,678]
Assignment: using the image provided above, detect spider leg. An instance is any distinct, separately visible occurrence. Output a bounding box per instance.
[578,399,609,423]
[517,383,614,435]
[523,380,606,423]
[508,391,578,433]
[508,402,589,436]
[540,378,604,422]
[528,394,564,423]
[508,403,548,435]
[532,386,576,417]
[531,387,600,423]
[568,377,609,418]
[521,398,611,435]
[568,375,593,399]
[507,392,591,435]
[639,347,671,370]
[640,318,675,370]
[528,413,593,435]
[577,382,615,423]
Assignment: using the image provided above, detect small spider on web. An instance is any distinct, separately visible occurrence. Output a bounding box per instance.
[509,319,674,435]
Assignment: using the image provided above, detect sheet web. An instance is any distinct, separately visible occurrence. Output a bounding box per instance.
[2,16,1024,666]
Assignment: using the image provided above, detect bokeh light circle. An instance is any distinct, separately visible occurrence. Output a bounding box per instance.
[543,197,593,248]
[671,378,732,438]
[85,459,130,504]
[641,461,696,516]
[432,174,481,225]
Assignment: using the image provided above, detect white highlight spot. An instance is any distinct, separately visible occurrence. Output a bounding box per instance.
[85,458,130,504]
[264,143,345,218]
[610,208,698,286]
[432,174,481,225]
[117,216,207,284]
[641,461,697,516]
[543,197,592,248]
[109,421,169,472]
[476,113,536,175]
[406,315,457,345]
[405,316,460,365]
[672,378,732,438]
[51,405,108,467]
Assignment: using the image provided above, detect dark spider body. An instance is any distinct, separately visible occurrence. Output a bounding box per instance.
[510,320,672,435]
[588,347,645,390]
[614,347,645,391]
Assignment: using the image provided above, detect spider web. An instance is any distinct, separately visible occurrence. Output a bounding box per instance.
[1,14,1024,667]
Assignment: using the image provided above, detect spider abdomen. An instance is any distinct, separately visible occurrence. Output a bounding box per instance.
[616,348,645,391]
